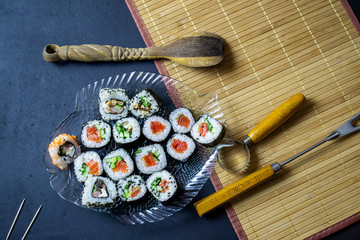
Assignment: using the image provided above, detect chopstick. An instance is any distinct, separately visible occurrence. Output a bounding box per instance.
[6,199,43,240]
[21,205,43,240]
[6,199,26,240]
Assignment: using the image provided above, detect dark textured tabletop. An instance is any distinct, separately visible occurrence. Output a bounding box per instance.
[0,1,359,239]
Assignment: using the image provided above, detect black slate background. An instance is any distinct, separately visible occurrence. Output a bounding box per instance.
[0,0,359,239]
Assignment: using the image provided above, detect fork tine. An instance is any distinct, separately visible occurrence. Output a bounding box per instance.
[6,198,26,240]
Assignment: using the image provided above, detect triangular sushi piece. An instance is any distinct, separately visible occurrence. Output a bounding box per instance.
[81,176,117,207]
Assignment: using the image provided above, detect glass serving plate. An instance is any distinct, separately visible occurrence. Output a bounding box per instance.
[43,71,231,224]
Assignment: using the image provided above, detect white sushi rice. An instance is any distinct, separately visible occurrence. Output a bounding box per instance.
[99,88,129,121]
[146,170,177,202]
[134,144,167,174]
[190,115,224,146]
[128,89,160,118]
[169,108,195,133]
[82,176,117,206]
[166,134,196,162]
[103,149,134,181]
[113,117,141,144]
[142,116,171,142]
[117,175,147,202]
[81,120,111,148]
[74,151,103,182]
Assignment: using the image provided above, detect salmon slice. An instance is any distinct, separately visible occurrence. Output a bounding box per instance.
[177,114,190,128]
[130,186,141,198]
[86,126,102,142]
[113,160,128,173]
[86,160,99,175]
[142,153,158,167]
[171,139,188,153]
[150,121,166,134]
[199,122,209,137]
[159,179,170,193]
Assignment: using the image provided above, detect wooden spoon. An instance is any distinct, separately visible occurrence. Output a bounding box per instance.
[42,32,224,67]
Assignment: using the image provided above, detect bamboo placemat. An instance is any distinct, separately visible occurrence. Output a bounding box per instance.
[126,0,360,239]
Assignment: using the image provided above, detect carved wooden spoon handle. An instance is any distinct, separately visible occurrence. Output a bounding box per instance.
[43,44,152,62]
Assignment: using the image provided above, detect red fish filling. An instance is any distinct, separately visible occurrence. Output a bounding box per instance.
[150,121,166,134]
[142,153,158,167]
[171,139,188,153]
[86,126,102,142]
[86,160,99,175]
[177,114,190,128]
[199,122,209,137]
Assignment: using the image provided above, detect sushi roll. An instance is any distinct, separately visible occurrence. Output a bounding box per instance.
[99,88,129,121]
[166,134,196,162]
[134,144,167,174]
[74,151,103,182]
[82,176,117,207]
[103,149,134,181]
[142,116,171,142]
[113,117,141,144]
[169,108,195,133]
[48,133,81,170]
[128,89,161,118]
[117,175,147,202]
[81,120,111,148]
[146,170,177,202]
[190,115,225,147]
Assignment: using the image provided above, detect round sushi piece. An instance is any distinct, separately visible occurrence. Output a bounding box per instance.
[142,116,171,142]
[48,133,81,170]
[99,88,129,121]
[166,134,196,162]
[169,108,195,133]
[134,144,167,174]
[82,176,117,207]
[113,117,141,144]
[146,170,177,202]
[128,89,161,118]
[117,175,147,202]
[74,151,103,182]
[81,120,111,148]
[190,115,225,147]
[103,149,134,181]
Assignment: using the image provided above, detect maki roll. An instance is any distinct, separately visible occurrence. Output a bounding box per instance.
[81,120,111,148]
[190,115,225,147]
[99,88,129,121]
[113,117,141,144]
[166,134,196,162]
[128,89,161,118]
[82,176,117,207]
[117,175,147,202]
[142,116,171,142]
[103,149,134,181]
[134,144,167,174]
[48,133,81,170]
[169,108,195,133]
[146,170,177,202]
[74,151,103,182]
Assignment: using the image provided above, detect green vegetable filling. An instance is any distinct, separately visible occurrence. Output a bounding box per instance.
[115,123,132,139]
[140,96,150,107]
[150,177,162,196]
[134,149,142,154]
[79,163,90,177]
[205,118,216,134]
[94,125,106,139]
[148,150,160,162]
[106,156,123,169]
[122,182,132,198]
